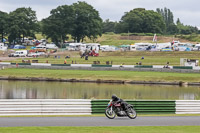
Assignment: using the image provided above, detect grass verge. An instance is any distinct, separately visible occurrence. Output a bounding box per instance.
[1,68,200,82]
[0,126,200,133]
[4,51,200,66]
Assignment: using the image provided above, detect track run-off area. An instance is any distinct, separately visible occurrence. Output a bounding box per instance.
[0,116,200,127]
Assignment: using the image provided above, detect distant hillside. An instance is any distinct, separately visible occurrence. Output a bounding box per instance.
[92,34,197,46]
[120,36,195,43]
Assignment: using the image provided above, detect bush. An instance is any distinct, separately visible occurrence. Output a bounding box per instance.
[137,33,146,36]
[145,33,154,36]
[104,32,115,35]
[120,33,129,36]
[130,33,140,36]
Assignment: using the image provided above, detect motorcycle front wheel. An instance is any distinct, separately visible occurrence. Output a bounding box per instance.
[127,107,137,119]
[105,107,116,119]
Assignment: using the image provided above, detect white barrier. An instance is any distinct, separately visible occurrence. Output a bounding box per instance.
[176,100,200,114]
[0,62,11,65]
[71,64,92,67]
[31,63,51,66]
[193,66,200,70]
[123,65,135,68]
[153,65,164,69]
[0,99,91,116]
[112,65,121,68]
[112,65,134,68]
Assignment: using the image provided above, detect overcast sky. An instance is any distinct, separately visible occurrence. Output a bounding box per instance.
[0,0,199,27]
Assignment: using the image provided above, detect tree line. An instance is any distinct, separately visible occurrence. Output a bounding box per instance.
[0,2,199,45]
[103,8,199,35]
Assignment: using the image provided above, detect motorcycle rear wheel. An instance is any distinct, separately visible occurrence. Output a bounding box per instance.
[127,107,137,119]
[105,107,116,119]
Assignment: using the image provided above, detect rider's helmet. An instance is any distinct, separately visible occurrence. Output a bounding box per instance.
[111,94,119,101]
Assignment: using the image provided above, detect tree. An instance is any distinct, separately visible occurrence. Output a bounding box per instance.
[156,7,176,34]
[71,1,102,42]
[41,5,75,44]
[114,22,124,33]
[176,18,198,34]
[8,7,38,43]
[0,11,8,42]
[120,8,165,33]
[42,1,102,43]
[102,19,116,33]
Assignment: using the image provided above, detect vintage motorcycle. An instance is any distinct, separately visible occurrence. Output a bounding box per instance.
[105,100,137,119]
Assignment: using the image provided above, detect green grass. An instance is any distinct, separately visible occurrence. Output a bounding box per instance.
[88,34,152,46]
[0,126,199,133]
[1,68,200,82]
[176,34,200,42]
[6,51,200,66]
[34,33,192,46]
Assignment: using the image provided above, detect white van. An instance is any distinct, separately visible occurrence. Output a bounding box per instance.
[13,50,28,57]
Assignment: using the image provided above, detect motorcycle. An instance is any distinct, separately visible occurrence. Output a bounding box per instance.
[105,100,137,119]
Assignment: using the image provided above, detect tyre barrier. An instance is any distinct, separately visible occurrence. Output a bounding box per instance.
[176,100,200,114]
[0,99,199,116]
[0,99,91,116]
[92,100,176,114]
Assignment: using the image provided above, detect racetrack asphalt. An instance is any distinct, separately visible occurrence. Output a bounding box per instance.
[0,116,200,127]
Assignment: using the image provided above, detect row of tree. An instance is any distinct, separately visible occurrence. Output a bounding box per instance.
[103,8,199,35]
[0,2,199,44]
[0,8,38,44]
[0,1,102,44]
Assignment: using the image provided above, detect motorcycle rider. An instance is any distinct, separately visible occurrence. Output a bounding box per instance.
[111,94,128,111]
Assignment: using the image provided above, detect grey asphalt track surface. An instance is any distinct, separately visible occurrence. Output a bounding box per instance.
[0,116,200,127]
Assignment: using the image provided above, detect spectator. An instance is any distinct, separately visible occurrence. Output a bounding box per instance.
[85,54,88,60]
[164,62,170,68]
[65,55,70,59]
